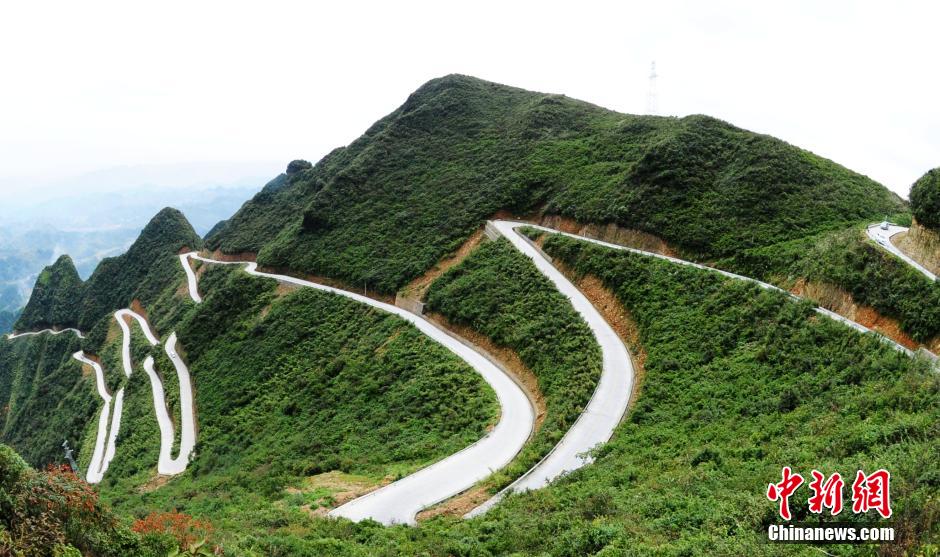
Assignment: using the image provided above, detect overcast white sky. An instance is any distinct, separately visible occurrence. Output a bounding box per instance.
[1,0,937,200]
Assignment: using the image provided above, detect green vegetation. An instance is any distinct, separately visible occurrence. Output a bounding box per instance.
[425,238,601,486]
[208,74,903,295]
[139,232,937,555]
[0,332,99,466]
[2,74,934,554]
[16,255,84,330]
[910,167,940,229]
[13,207,202,334]
[724,224,940,342]
[97,263,498,546]
[0,443,145,556]
[77,208,203,330]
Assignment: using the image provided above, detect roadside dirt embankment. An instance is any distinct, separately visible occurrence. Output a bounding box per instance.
[894,220,940,276]
[788,279,938,352]
[538,214,678,257]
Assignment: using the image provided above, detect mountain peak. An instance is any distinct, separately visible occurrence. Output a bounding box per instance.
[286,160,313,175]
[15,253,84,331]
[135,207,202,253]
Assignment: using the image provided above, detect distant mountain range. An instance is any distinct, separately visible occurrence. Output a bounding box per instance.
[0,182,263,326]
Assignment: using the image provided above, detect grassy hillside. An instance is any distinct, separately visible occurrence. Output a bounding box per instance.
[0,332,99,466]
[1,208,206,472]
[425,238,601,488]
[219,232,937,556]
[77,207,203,329]
[96,263,498,542]
[207,74,903,295]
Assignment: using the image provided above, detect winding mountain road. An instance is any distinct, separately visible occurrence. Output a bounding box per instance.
[5,328,85,340]
[179,253,202,303]
[7,219,927,512]
[466,219,929,516]
[181,252,535,525]
[506,221,917,355]
[467,221,636,517]
[187,217,925,523]
[115,308,197,476]
[3,327,122,483]
[71,351,121,483]
[867,224,937,281]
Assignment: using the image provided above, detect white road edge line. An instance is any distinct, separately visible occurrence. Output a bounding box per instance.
[183,252,535,525]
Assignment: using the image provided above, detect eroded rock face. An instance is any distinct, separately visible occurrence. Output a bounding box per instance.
[895,219,940,276]
[286,159,313,175]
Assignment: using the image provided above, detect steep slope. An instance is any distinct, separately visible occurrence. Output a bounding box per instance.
[208,74,903,295]
[896,221,940,276]
[192,231,937,555]
[895,168,940,276]
[2,208,205,471]
[15,255,84,331]
[726,225,940,345]
[425,239,601,490]
[99,263,499,534]
[0,332,97,466]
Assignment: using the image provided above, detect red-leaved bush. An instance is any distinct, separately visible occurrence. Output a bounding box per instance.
[132,511,215,552]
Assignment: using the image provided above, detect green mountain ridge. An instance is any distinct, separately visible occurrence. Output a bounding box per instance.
[208,74,903,295]
[14,255,84,332]
[0,310,18,335]
[1,75,937,555]
[15,207,203,333]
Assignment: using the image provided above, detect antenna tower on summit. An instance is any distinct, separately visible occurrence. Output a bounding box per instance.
[647,61,658,115]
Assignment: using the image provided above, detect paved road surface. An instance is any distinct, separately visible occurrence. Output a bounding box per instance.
[467,221,636,517]
[867,224,937,281]
[508,222,915,356]
[183,253,535,525]
[114,308,197,475]
[179,253,203,303]
[3,327,125,483]
[465,220,928,517]
[6,328,85,340]
[71,351,117,483]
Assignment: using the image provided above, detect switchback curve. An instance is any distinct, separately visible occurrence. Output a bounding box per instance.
[180,252,535,525]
